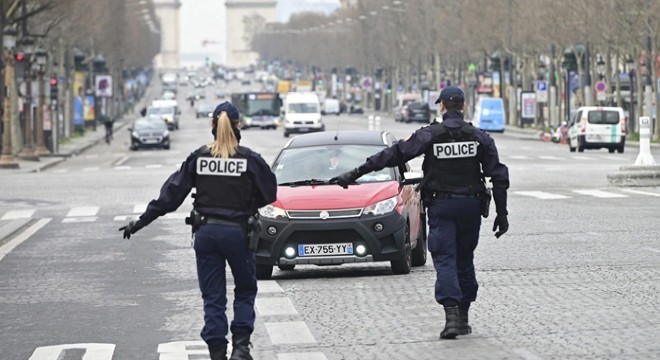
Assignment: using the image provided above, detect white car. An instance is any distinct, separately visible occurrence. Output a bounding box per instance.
[567,106,626,153]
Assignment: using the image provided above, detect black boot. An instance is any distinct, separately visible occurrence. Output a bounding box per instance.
[208,345,227,360]
[229,334,253,360]
[458,308,472,335]
[440,306,460,339]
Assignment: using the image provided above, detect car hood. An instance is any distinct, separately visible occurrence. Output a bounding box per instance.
[286,113,321,121]
[274,182,400,210]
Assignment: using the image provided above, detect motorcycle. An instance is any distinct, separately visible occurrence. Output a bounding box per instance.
[552,121,569,144]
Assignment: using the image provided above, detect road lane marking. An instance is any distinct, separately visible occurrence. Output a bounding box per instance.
[570,156,592,160]
[256,297,298,316]
[62,217,98,223]
[514,191,570,200]
[621,189,660,197]
[133,204,148,213]
[278,353,328,360]
[509,155,529,160]
[643,247,660,253]
[572,189,628,198]
[113,155,130,166]
[163,212,187,219]
[146,164,163,169]
[513,348,545,360]
[67,207,100,217]
[538,155,563,160]
[114,215,139,222]
[114,166,131,171]
[82,167,100,172]
[1,209,35,220]
[29,343,115,360]
[52,169,69,173]
[265,322,316,344]
[0,218,51,262]
[258,280,284,293]
[158,341,208,359]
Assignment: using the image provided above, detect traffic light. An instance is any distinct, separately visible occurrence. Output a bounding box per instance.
[15,52,25,61]
[49,77,58,101]
[562,48,578,71]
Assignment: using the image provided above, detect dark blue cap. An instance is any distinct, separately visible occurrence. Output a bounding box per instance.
[435,86,465,104]
[212,101,240,121]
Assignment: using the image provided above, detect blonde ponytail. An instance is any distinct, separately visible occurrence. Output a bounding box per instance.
[208,111,238,159]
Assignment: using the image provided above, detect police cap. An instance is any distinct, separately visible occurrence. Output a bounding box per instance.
[212,101,240,122]
[435,86,465,104]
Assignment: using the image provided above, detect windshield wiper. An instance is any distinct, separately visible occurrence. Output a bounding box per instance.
[278,179,334,187]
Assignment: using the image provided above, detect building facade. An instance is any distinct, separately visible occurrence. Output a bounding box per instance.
[225,0,277,68]
[153,0,182,70]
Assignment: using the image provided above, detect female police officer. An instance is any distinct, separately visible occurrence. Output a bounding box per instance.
[334,86,509,340]
[119,102,277,360]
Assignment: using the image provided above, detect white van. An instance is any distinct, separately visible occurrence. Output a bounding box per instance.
[281,92,324,137]
[322,98,341,115]
[567,106,626,153]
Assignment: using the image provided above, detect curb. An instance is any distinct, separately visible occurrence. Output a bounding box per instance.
[607,165,660,187]
[0,218,35,245]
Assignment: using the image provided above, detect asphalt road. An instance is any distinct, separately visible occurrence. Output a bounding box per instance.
[1,79,659,360]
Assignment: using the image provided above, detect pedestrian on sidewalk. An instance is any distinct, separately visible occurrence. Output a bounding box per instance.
[100,115,114,144]
[332,86,510,339]
[118,101,277,360]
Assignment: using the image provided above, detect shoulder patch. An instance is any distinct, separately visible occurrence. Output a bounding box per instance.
[197,157,248,176]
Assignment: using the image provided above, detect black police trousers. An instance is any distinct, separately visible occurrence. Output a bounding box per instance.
[194,222,257,348]
[427,197,481,308]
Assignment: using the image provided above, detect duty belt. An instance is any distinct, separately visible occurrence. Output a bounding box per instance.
[202,216,242,226]
[432,192,479,199]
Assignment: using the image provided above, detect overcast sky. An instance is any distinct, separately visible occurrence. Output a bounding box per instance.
[178,0,338,64]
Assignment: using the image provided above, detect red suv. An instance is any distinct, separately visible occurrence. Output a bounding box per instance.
[255,130,427,279]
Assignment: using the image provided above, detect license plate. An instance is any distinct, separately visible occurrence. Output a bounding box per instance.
[587,134,601,141]
[298,243,353,256]
[298,128,309,132]
[143,138,160,144]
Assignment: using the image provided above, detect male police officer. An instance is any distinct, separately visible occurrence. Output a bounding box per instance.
[119,102,277,359]
[334,86,509,339]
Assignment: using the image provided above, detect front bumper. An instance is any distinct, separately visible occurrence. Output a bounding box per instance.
[255,211,406,266]
[132,136,169,148]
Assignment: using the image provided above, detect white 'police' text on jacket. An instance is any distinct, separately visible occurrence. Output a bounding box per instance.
[197,158,248,176]
[433,141,479,159]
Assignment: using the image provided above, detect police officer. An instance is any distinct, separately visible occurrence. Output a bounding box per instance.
[334,86,509,339]
[119,102,277,360]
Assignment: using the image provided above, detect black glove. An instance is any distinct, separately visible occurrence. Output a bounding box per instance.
[331,167,362,189]
[119,219,145,239]
[492,214,508,238]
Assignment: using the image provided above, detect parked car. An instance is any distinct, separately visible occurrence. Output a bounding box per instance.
[402,101,431,123]
[195,102,214,119]
[254,130,427,279]
[567,106,626,153]
[129,117,170,150]
[322,98,341,115]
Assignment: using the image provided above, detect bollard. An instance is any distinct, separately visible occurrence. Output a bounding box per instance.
[375,116,381,131]
[368,115,374,131]
[634,116,656,165]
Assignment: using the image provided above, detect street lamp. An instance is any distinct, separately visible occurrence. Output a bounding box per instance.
[18,35,39,161]
[626,55,636,131]
[0,25,19,168]
[34,48,49,155]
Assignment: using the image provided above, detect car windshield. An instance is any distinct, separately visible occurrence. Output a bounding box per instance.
[148,106,174,115]
[134,118,167,130]
[273,144,394,184]
[288,102,319,114]
[246,94,279,116]
[588,110,619,125]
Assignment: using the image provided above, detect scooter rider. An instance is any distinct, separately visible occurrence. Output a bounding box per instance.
[119,101,277,360]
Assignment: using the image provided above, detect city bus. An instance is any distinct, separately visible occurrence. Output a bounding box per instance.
[231,92,282,130]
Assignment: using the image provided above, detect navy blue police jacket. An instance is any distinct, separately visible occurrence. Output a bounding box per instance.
[359,110,510,215]
[139,145,277,226]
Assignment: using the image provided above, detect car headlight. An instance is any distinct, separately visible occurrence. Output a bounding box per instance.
[163,130,170,138]
[132,131,139,138]
[258,204,287,219]
[363,196,398,215]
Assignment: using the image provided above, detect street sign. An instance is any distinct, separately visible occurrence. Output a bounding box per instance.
[535,81,548,103]
[595,81,607,93]
[596,91,607,101]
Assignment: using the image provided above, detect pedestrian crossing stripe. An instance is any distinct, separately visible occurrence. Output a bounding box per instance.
[66,207,99,217]
[513,191,570,200]
[572,189,628,198]
[1,209,36,220]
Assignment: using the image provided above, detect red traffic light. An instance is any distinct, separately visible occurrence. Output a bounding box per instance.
[49,78,58,86]
[15,52,24,61]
